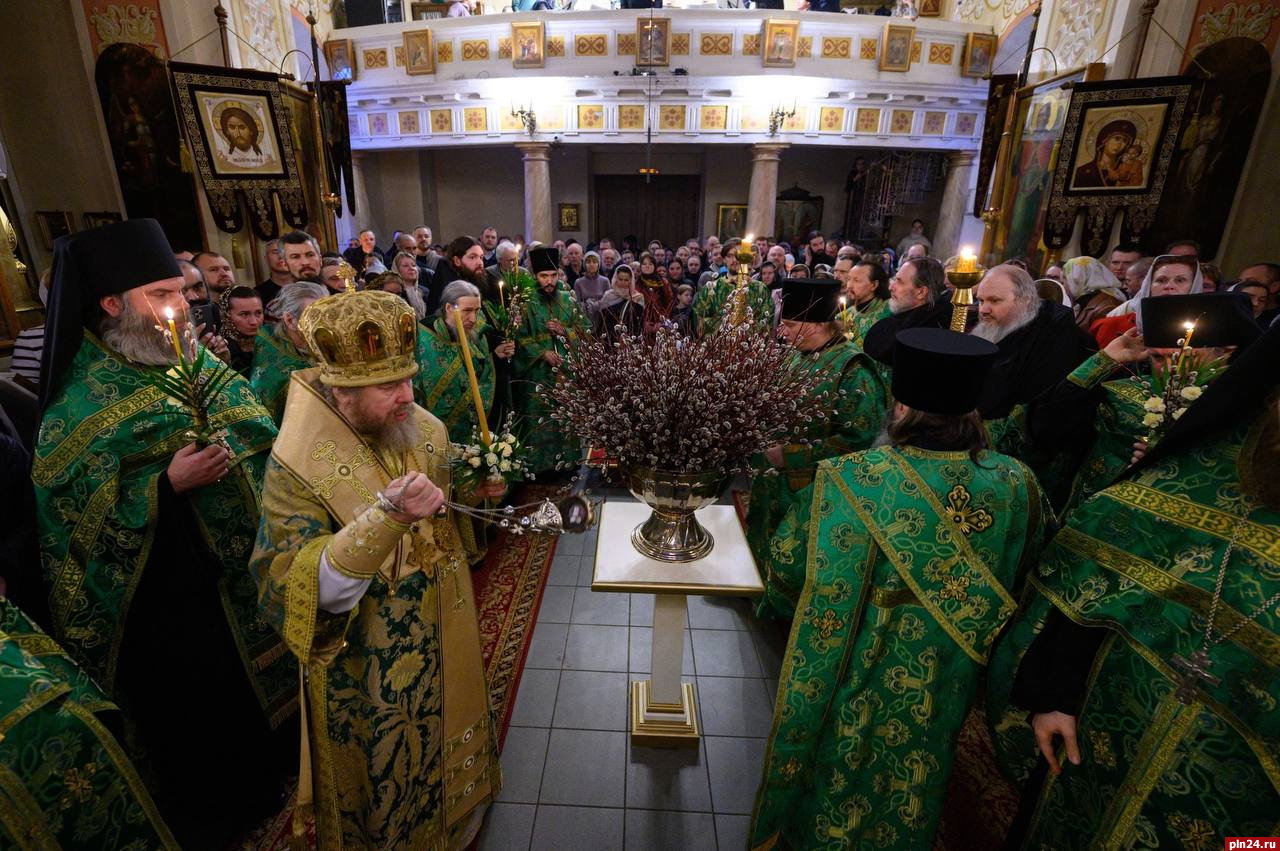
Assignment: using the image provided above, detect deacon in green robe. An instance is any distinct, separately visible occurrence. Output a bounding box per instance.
[0,596,178,849]
[987,325,1280,849]
[249,280,327,423]
[693,271,774,336]
[751,328,1051,851]
[251,289,504,850]
[32,219,296,847]
[513,247,589,475]
[417,281,515,562]
[747,278,887,621]
[836,256,892,351]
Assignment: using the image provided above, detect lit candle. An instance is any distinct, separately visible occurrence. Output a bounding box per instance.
[164,307,185,363]
[742,233,754,253]
[452,304,492,446]
[839,295,849,326]
[957,247,977,274]
[1181,320,1197,350]
[498,279,506,312]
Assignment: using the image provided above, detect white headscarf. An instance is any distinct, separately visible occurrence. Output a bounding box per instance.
[1108,255,1204,330]
[1062,256,1127,304]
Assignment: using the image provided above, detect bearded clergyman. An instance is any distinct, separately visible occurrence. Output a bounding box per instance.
[250,288,505,849]
[33,219,295,847]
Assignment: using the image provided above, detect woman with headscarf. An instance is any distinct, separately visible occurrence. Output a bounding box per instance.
[1061,256,1129,334]
[1090,254,1203,347]
[594,264,645,341]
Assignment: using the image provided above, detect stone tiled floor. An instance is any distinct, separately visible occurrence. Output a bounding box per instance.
[477,505,788,851]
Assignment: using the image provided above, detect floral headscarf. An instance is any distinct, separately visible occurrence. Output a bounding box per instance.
[1062,256,1127,304]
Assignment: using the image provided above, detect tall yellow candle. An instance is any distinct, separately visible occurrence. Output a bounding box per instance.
[957,247,977,274]
[452,305,492,446]
[164,307,185,363]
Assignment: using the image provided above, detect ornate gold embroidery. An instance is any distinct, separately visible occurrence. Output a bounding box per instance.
[811,608,843,639]
[943,485,992,535]
[310,440,377,502]
[939,573,970,602]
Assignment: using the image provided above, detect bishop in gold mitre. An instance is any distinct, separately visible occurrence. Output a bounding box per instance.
[249,288,505,850]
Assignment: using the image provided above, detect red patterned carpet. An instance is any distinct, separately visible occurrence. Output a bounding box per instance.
[244,504,558,850]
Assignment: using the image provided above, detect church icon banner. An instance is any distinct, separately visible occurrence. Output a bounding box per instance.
[1043,76,1196,257]
[169,61,308,237]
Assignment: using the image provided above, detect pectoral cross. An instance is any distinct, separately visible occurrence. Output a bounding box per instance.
[310,440,376,502]
[1170,648,1220,705]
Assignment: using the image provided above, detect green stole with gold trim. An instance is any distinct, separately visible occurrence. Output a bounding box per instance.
[512,287,587,472]
[751,446,1047,850]
[987,415,1280,848]
[33,333,296,727]
[692,275,773,336]
[0,597,179,848]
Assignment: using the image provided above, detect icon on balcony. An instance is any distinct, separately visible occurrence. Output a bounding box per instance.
[324,38,356,81]
[512,21,545,69]
[880,24,915,73]
[404,29,435,76]
[762,19,798,69]
[636,17,671,68]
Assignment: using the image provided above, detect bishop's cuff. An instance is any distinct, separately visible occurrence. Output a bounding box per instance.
[325,505,411,579]
[1066,351,1118,390]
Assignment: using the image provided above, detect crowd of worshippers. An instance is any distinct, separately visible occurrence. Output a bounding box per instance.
[0,211,1276,850]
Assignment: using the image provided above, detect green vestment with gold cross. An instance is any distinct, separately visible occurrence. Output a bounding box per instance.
[250,371,500,850]
[747,338,888,621]
[986,413,1280,849]
[416,318,495,446]
[33,334,297,727]
[512,287,588,474]
[693,275,774,337]
[0,597,178,849]
[250,322,314,425]
[751,446,1050,850]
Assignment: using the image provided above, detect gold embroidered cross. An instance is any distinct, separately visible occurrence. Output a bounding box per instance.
[310,440,376,502]
[943,485,993,535]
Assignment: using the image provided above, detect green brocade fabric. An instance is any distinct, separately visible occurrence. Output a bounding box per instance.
[747,339,887,621]
[987,416,1280,848]
[417,319,495,445]
[751,446,1048,850]
[692,276,773,336]
[249,323,312,424]
[513,289,588,472]
[33,334,296,727]
[0,598,178,849]
[846,297,890,350]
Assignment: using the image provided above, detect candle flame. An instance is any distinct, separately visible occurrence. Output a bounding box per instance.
[839,296,847,305]
[164,306,175,320]
[744,233,754,244]
[1183,320,1196,330]
[960,246,975,261]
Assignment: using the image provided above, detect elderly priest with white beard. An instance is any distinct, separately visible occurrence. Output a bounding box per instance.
[32,218,295,847]
[970,263,1095,508]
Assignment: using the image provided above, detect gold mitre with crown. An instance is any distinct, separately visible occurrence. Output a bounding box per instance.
[299,289,419,387]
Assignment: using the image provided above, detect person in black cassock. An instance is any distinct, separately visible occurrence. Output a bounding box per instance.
[33,218,295,849]
[862,256,953,365]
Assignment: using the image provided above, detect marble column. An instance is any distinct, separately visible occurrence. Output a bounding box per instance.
[933,149,978,262]
[516,141,554,245]
[745,143,788,240]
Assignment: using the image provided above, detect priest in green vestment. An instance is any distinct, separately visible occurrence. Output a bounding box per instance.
[835,255,892,350]
[751,328,1051,851]
[0,595,178,849]
[746,278,887,621]
[250,280,327,423]
[417,280,515,562]
[32,219,296,847]
[250,289,505,850]
[512,247,589,475]
[693,242,774,336]
[987,324,1280,849]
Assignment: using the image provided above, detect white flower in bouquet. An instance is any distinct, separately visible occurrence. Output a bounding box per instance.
[499,459,512,472]
[1179,385,1203,401]
[1141,412,1163,428]
[503,433,515,444]
[1172,408,1186,420]
[501,444,513,458]
[468,456,482,468]
[485,452,499,466]
[1142,397,1166,413]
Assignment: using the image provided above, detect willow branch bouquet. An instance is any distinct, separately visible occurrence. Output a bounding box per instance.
[540,320,831,475]
[153,307,238,446]
[484,268,535,340]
